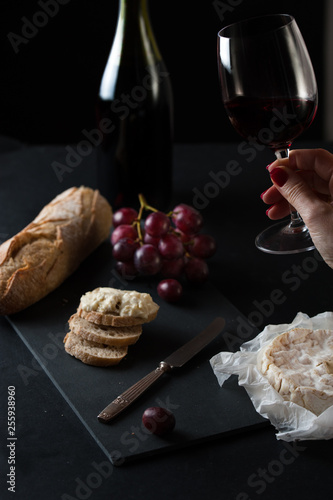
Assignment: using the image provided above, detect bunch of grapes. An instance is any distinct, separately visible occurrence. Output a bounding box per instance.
[110,195,216,303]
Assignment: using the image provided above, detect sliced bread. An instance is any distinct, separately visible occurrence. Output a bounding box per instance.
[77,304,158,327]
[68,313,142,346]
[64,331,128,367]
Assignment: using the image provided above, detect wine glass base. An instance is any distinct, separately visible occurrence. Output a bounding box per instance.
[255,219,315,255]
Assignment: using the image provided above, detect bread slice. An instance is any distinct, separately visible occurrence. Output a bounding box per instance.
[68,313,142,346]
[64,331,128,367]
[77,304,158,327]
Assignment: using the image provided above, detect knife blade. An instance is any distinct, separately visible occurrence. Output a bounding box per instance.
[97,316,225,423]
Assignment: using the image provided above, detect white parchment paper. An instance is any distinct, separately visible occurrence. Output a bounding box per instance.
[210,312,333,441]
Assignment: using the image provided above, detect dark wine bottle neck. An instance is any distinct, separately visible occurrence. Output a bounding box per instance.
[115,0,161,61]
[99,0,164,99]
[118,0,148,25]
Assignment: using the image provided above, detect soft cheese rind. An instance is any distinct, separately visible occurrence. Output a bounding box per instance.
[257,327,333,415]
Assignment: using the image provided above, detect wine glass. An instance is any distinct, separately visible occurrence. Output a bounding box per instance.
[217,14,318,254]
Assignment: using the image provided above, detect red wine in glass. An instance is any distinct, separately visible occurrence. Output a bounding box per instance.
[218,14,318,254]
[224,96,317,151]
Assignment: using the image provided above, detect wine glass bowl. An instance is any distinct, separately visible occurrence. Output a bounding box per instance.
[217,14,318,254]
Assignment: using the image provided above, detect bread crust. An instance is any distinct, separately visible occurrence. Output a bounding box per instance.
[0,186,112,316]
[68,313,142,346]
[77,304,158,327]
[64,331,127,366]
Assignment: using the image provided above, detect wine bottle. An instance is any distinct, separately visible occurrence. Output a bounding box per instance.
[96,0,173,210]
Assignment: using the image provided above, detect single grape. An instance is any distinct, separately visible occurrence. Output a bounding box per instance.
[134,244,162,275]
[157,279,183,303]
[112,238,139,262]
[172,203,203,235]
[158,233,184,260]
[142,407,176,435]
[111,224,138,245]
[171,203,189,223]
[115,260,138,278]
[143,231,160,248]
[188,234,217,259]
[160,257,185,278]
[113,207,138,227]
[144,211,170,237]
[184,257,209,284]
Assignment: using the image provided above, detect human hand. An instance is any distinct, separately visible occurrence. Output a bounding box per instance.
[261,148,333,269]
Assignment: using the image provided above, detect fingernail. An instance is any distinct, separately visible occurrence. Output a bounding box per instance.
[260,189,269,200]
[270,167,288,187]
[266,162,273,170]
[266,205,274,216]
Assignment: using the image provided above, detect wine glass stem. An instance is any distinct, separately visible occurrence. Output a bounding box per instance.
[275,149,305,231]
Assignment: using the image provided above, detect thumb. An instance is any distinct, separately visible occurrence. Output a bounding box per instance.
[269,166,325,225]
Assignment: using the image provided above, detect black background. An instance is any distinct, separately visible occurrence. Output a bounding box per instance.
[0,0,326,145]
[1,138,333,500]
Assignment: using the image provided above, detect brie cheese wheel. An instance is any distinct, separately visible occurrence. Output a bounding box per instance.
[257,328,333,415]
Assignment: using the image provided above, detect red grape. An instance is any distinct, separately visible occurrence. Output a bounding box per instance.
[188,234,217,259]
[160,257,185,278]
[111,224,138,245]
[158,234,184,260]
[134,244,162,275]
[113,207,138,227]
[157,279,183,302]
[143,231,160,247]
[112,238,139,262]
[185,257,209,284]
[142,407,176,435]
[110,199,214,298]
[172,204,203,235]
[115,260,138,278]
[144,211,170,237]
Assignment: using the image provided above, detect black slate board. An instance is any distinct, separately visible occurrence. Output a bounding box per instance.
[5,242,268,465]
[0,142,269,465]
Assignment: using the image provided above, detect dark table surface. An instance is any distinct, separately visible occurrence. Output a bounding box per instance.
[1,135,333,499]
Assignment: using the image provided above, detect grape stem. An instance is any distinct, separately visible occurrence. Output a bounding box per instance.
[139,193,174,217]
[134,194,182,246]
[138,193,158,213]
[133,194,159,244]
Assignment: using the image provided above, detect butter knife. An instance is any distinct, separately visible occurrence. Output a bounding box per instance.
[97,316,225,423]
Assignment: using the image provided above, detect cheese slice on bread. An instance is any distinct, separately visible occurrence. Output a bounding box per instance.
[77,287,159,326]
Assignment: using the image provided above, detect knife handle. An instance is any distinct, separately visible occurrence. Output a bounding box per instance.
[97,361,171,423]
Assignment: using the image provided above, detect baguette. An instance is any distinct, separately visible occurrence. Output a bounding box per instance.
[64,331,127,366]
[0,186,112,316]
[68,313,142,346]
